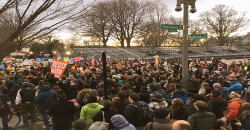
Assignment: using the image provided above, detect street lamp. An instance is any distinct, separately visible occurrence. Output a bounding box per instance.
[66,51,71,55]
[175,0,196,92]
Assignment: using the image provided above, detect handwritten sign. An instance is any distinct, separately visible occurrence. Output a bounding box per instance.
[51,60,68,79]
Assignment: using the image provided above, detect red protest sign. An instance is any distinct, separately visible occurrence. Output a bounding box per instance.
[75,57,81,61]
[51,60,68,79]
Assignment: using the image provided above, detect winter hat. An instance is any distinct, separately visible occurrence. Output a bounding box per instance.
[213,83,221,88]
[231,91,241,98]
[214,71,221,75]
[154,108,169,119]
[77,78,83,83]
[150,93,166,102]
[218,76,224,81]
[89,90,99,96]
[229,77,237,81]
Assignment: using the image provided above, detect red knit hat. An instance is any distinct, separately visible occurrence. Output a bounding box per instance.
[213,83,221,88]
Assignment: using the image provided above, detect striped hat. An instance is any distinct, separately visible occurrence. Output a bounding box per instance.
[213,83,221,88]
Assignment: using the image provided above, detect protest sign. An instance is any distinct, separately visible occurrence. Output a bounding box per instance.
[23,60,33,66]
[35,58,43,62]
[92,59,95,65]
[75,57,81,61]
[155,55,159,65]
[69,58,74,64]
[4,58,14,63]
[51,60,68,79]
[64,57,69,62]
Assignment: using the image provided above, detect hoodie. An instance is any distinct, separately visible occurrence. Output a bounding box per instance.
[111,114,136,130]
[34,85,58,113]
[80,103,103,125]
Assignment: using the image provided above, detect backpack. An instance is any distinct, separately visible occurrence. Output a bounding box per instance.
[130,101,153,125]
[88,111,109,130]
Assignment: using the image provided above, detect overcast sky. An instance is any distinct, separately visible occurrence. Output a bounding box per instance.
[163,0,250,35]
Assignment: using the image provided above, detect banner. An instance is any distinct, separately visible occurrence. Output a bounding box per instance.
[75,57,81,61]
[35,58,43,62]
[23,60,33,66]
[64,57,69,62]
[4,58,14,63]
[51,60,68,79]
[155,55,159,65]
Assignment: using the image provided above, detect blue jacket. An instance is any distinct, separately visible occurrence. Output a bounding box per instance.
[227,82,242,97]
[111,114,136,130]
[34,85,58,113]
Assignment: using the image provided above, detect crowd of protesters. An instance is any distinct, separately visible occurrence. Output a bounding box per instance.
[0,57,250,130]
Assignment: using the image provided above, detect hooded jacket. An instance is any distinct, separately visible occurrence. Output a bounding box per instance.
[227,81,242,97]
[80,102,103,125]
[226,98,243,120]
[34,85,58,113]
[111,114,136,130]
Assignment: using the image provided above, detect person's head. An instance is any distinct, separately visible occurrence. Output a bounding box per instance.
[194,100,208,111]
[201,82,210,89]
[211,90,221,97]
[171,98,185,111]
[242,104,250,116]
[213,83,221,90]
[175,83,183,89]
[103,100,113,110]
[129,93,140,103]
[89,90,99,97]
[86,95,97,104]
[154,108,169,119]
[118,91,128,101]
[72,119,87,130]
[218,76,224,81]
[172,120,191,130]
[57,94,66,102]
[229,91,241,99]
[61,75,67,80]
[83,83,90,88]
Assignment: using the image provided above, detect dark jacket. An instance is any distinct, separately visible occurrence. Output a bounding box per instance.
[210,98,226,119]
[67,85,78,100]
[112,99,130,116]
[48,100,76,126]
[239,113,250,130]
[144,119,172,130]
[20,88,36,104]
[124,101,148,127]
[93,108,118,129]
[187,111,217,130]
[170,107,189,120]
[34,85,58,113]
[0,93,11,116]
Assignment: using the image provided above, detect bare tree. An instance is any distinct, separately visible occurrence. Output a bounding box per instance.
[199,4,248,46]
[108,0,150,47]
[138,2,169,52]
[0,0,95,59]
[73,0,113,47]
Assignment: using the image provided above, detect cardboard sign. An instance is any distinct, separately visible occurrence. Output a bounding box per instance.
[4,58,14,63]
[75,57,81,61]
[57,57,61,61]
[51,60,68,79]
[155,55,159,65]
[64,57,69,62]
[69,58,75,64]
[35,58,43,62]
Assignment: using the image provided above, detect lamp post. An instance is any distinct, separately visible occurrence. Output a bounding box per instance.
[175,0,196,92]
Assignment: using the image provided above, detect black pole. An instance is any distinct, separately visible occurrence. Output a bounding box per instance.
[102,52,108,99]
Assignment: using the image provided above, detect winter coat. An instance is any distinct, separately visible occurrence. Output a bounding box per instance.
[0,93,11,116]
[187,111,217,130]
[111,114,136,130]
[170,107,189,120]
[80,103,103,125]
[210,97,226,119]
[67,85,78,100]
[226,98,243,120]
[48,100,76,127]
[112,99,130,116]
[34,85,58,113]
[93,108,118,129]
[144,119,172,130]
[20,88,36,104]
[172,89,187,104]
[227,82,243,97]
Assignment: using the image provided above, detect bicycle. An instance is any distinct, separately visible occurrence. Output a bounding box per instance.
[8,106,21,126]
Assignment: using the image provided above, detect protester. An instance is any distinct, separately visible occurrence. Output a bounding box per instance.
[111,114,136,130]
[239,104,250,130]
[80,95,103,125]
[148,93,168,111]
[187,100,217,130]
[0,85,11,130]
[168,98,188,121]
[48,94,76,130]
[172,120,191,130]
[34,85,58,129]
